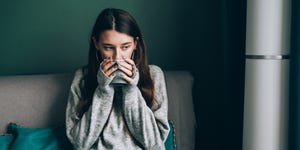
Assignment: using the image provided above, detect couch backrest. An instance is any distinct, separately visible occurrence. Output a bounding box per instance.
[0,71,195,150]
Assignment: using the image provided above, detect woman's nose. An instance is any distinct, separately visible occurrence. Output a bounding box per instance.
[113,48,122,60]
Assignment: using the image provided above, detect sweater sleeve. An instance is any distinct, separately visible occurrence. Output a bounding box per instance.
[65,68,115,149]
[121,65,170,150]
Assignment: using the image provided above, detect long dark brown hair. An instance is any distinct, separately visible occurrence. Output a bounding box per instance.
[76,8,155,118]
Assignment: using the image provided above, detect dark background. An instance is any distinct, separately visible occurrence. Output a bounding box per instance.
[0,0,246,149]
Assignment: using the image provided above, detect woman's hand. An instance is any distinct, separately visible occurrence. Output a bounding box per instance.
[100,57,118,79]
[118,58,138,84]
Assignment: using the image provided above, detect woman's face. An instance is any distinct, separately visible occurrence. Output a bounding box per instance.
[93,30,137,60]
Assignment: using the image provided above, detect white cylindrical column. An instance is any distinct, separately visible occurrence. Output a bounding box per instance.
[243,0,291,150]
[243,60,289,150]
[245,0,290,55]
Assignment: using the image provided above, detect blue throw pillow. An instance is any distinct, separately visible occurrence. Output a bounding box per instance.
[7,121,176,150]
[165,120,177,150]
[0,134,13,150]
[7,123,73,150]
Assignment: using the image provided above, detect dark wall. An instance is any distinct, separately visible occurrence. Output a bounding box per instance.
[0,1,246,150]
[0,0,186,75]
[289,0,300,149]
[180,0,225,149]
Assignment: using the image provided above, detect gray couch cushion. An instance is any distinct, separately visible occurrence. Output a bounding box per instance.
[0,71,195,150]
[164,71,196,150]
[0,74,73,130]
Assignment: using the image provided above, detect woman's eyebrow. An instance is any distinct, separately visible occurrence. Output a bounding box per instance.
[101,43,114,46]
[121,42,132,45]
[101,42,132,46]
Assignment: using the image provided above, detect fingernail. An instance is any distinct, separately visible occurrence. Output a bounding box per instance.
[122,56,127,59]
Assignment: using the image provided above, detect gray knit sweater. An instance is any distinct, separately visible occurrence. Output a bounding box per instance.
[65,65,170,150]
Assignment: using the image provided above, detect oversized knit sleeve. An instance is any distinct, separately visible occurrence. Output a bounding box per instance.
[121,65,170,150]
[65,68,115,149]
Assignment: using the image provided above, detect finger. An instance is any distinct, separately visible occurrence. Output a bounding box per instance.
[118,65,133,77]
[102,57,113,63]
[123,58,135,65]
[102,61,116,72]
[108,73,116,79]
[118,61,133,71]
[100,58,109,68]
[100,57,113,68]
[120,74,133,83]
[105,66,118,76]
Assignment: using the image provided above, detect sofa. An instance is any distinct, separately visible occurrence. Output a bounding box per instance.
[0,70,196,150]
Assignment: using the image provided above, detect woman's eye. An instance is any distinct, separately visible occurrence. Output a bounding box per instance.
[104,46,113,50]
[122,45,131,50]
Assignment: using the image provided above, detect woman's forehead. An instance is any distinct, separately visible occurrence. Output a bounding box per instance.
[100,30,134,45]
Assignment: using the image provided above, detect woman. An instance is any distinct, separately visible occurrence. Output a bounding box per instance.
[65,8,170,150]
